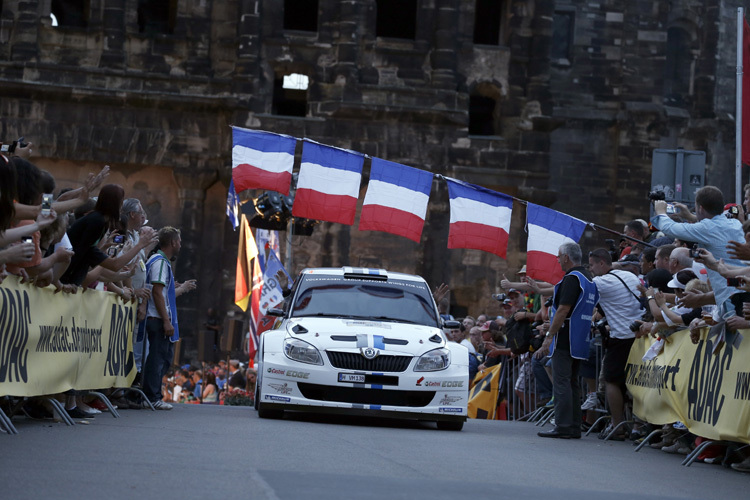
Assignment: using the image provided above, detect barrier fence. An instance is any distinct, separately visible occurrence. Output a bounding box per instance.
[467,329,750,446]
[0,276,137,398]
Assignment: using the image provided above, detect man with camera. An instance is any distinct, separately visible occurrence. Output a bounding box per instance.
[588,248,644,439]
[652,186,745,314]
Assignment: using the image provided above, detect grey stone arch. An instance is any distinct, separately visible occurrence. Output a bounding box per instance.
[468,80,505,137]
[662,13,701,109]
[270,62,315,117]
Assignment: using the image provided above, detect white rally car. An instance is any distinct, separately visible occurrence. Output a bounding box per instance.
[255,267,468,430]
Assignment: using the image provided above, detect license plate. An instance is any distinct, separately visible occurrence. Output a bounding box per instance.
[338,373,365,383]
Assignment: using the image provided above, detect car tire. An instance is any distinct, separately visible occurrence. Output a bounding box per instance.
[257,404,284,419]
[437,420,464,431]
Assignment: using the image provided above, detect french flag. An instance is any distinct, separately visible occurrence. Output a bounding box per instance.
[231,127,296,195]
[445,178,513,258]
[293,141,364,225]
[359,158,432,242]
[526,203,587,284]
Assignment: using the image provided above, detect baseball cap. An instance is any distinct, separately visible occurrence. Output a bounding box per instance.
[617,254,640,266]
[517,265,527,274]
[478,321,491,331]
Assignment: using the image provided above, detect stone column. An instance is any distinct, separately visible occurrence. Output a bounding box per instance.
[11,2,40,61]
[172,167,219,361]
[101,0,126,69]
[431,0,459,89]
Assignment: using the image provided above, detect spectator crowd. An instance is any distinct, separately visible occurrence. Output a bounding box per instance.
[0,144,216,422]
[444,184,750,473]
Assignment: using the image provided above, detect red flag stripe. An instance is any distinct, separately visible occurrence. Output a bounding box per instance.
[292,188,358,225]
[447,221,509,258]
[359,205,425,242]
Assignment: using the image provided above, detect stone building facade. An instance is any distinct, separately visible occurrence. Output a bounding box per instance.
[0,0,745,360]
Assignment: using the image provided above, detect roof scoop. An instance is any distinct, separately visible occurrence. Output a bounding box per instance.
[429,334,442,343]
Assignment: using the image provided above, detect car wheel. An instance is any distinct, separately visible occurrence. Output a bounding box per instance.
[257,403,284,419]
[437,420,464,431]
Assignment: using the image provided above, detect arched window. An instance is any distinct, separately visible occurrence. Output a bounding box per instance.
[273,73,309,117]
[663,26,694,107]
[137,0,178,35]
[473,0,502,45]
[51,0,89,28]
[376,0,417,40]
[284,0,318,32]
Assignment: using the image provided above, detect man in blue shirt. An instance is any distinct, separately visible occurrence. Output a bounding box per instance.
[651,186,745,314]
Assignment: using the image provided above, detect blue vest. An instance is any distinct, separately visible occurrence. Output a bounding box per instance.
[550,270,599,360]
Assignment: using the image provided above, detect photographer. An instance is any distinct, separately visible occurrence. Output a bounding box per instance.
[651,186,745,316]
[588,248,644,440]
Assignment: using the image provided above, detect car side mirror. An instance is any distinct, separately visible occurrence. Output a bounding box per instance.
[267,308,285,317]
[442,319,460,329]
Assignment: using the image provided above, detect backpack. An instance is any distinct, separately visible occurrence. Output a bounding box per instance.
[505,317,535,355]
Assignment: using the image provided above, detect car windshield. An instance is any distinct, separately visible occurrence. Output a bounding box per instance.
[291,276,439,327]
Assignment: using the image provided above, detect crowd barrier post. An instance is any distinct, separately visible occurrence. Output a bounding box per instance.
[83,391,120,418]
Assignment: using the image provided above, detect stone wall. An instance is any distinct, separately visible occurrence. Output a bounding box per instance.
[0,0,745,360]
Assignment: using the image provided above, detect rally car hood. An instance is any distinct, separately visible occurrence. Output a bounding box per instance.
[283,317,446,356]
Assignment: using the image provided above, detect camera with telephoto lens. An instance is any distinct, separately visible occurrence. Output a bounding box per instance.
[492,293,507,302]
[629,320,642,333]
[544,297,553,308]
[648,190,666,201]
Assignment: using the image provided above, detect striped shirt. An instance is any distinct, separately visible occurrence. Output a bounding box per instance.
[146,251,173,321]
[593,270,643,339]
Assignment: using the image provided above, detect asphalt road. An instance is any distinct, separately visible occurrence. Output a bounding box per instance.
[1,404,747,500]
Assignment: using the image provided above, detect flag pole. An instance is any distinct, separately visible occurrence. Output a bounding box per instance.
[737,7,744,205]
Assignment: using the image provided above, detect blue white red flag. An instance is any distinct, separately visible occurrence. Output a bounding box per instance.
[292,141,364,225]
[526,203,587,284]
[256,229,280,272]
[231,127,296,195]
[259,249,291,315]
[226,179,240,231]
[445,178,513,258]
[359,158,432,242]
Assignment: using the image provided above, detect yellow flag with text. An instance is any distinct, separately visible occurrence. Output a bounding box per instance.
[468,364,501,419]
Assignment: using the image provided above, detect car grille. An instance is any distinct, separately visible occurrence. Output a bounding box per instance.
[298,383,435,407]
[326,351,412,372]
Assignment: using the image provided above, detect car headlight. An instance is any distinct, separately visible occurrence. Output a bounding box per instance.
[414,348,451,372]
[283,338,324,365]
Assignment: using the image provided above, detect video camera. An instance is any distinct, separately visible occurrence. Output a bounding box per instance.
[0,137,27,155]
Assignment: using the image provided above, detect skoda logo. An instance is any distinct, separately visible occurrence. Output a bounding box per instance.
[361,347,379,360]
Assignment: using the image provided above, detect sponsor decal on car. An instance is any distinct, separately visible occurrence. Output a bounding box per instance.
[424,380,464,388]
[439,394,462,405]
[265,395,291,402]
[345,320,392,329]
[439,407,463,413]
[285,370,310,379]
[269,383,293,395]
[416,376,425,386]
[267,368,285,375]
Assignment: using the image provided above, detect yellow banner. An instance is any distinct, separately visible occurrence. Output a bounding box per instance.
[626,329,750,444]
[468,364,501,419]
[0,276,137,397]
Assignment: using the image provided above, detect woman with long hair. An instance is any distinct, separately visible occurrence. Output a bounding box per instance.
[202,371,219,404]
[61,183,156,286]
